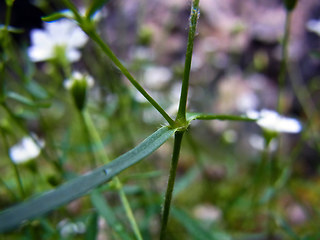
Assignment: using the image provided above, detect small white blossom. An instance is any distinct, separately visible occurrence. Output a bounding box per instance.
[64,71,94,90]
[57,219,86,237]
[193,204,222,222]
[28,19,88,62]
[247,109,302,133]
[10,134,45,164]
[143,66,172,90]
[306,19,320,36]
[64,71,94,110]
[249,134,278,151]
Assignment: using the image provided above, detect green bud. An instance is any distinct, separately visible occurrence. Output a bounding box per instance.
[5,0,15,7]
[64,72,94,111]
[137,26,153,46]
[283,0,298,11]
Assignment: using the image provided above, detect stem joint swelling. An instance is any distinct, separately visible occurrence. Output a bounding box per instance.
[172,118,189,133]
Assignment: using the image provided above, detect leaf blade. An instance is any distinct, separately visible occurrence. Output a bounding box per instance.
[187,112,256,122]
[0,126,175,232]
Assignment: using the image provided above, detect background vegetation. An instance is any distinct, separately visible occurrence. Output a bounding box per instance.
[1,0,320,239]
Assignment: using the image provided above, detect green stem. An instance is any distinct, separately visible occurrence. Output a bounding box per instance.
[0,1,14,102]
[176,0,200,123]
[81,110,109,164]
[80,110,142,240]
[117,179,143,240]
[0,131,25,199]
[63,0,82,22]
[79,110,98,168]
[265,138,276,238]
[84,30,174,127]
[0,177,18,200]
[1,103,62,172]
[160,131,184,240]
[277,11,291,114]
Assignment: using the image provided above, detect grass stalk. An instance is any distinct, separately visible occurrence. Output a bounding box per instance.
[277,11,291,114]
[80,110,143,240]
[84,30,175,127]
[0,131,25,199]
[176,0,200,123]
[160,131,184,240]
[160,1,200,238]
[0,1,14,102]
[79,110,98,168]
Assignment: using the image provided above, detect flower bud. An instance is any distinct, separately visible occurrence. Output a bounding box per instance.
[64,71,94,111]
[283,0,298,11]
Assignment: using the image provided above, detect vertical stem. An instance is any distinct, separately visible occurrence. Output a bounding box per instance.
[80,110,142,240]
[0,177,18,200]
[160,131,184,240]
[1,103,63,172]
[0,131,25,199]
[81,110,109,164]
[0,1,14,102]
[116,179,143,240]
[79,110,98,168]
[277,11,291,114]
[176,0,200,122]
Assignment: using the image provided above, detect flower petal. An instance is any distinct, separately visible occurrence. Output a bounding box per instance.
[28,46,53,62]
[66,48,81,62]
[67,27,88,48]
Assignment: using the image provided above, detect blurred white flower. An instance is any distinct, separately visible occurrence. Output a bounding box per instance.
[130,46,154,60]
[10,134,44,164]
[193,204,222,222]
[64,71,94,90]
[57,219,86,237]
[64,71,94,110]
[306,19,320,36]
[249,134,278,151]
[143,66,172,90]
[216,74,259,113]
[28,19,88,62]
[247,109,302,133]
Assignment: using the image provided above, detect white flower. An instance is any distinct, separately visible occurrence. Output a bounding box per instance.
[193,204,222,222]
[249,134,278,151]
[143,66,172,90]
[57,219,86,237]
[10,134,45,164]
[247,109,302,133]
[64,71,94,90]
[64,71,94,110]
[28,19,88,62]
[306,19,320,36]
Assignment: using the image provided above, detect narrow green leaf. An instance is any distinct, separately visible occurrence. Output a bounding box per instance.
[173,166,199,197]
[275,215,300,240]
[41,10,74,22]
[0,25,23,33]
[0,126,175,233]
[171,207,221,240]
[187,112,256,122]
[85,212,98,240]
[25,81,49,100]
[6,92,51,108]
[90,190,132,240]
[86,0,111,20]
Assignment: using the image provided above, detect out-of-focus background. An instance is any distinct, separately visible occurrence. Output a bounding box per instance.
[1,0,320,239]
